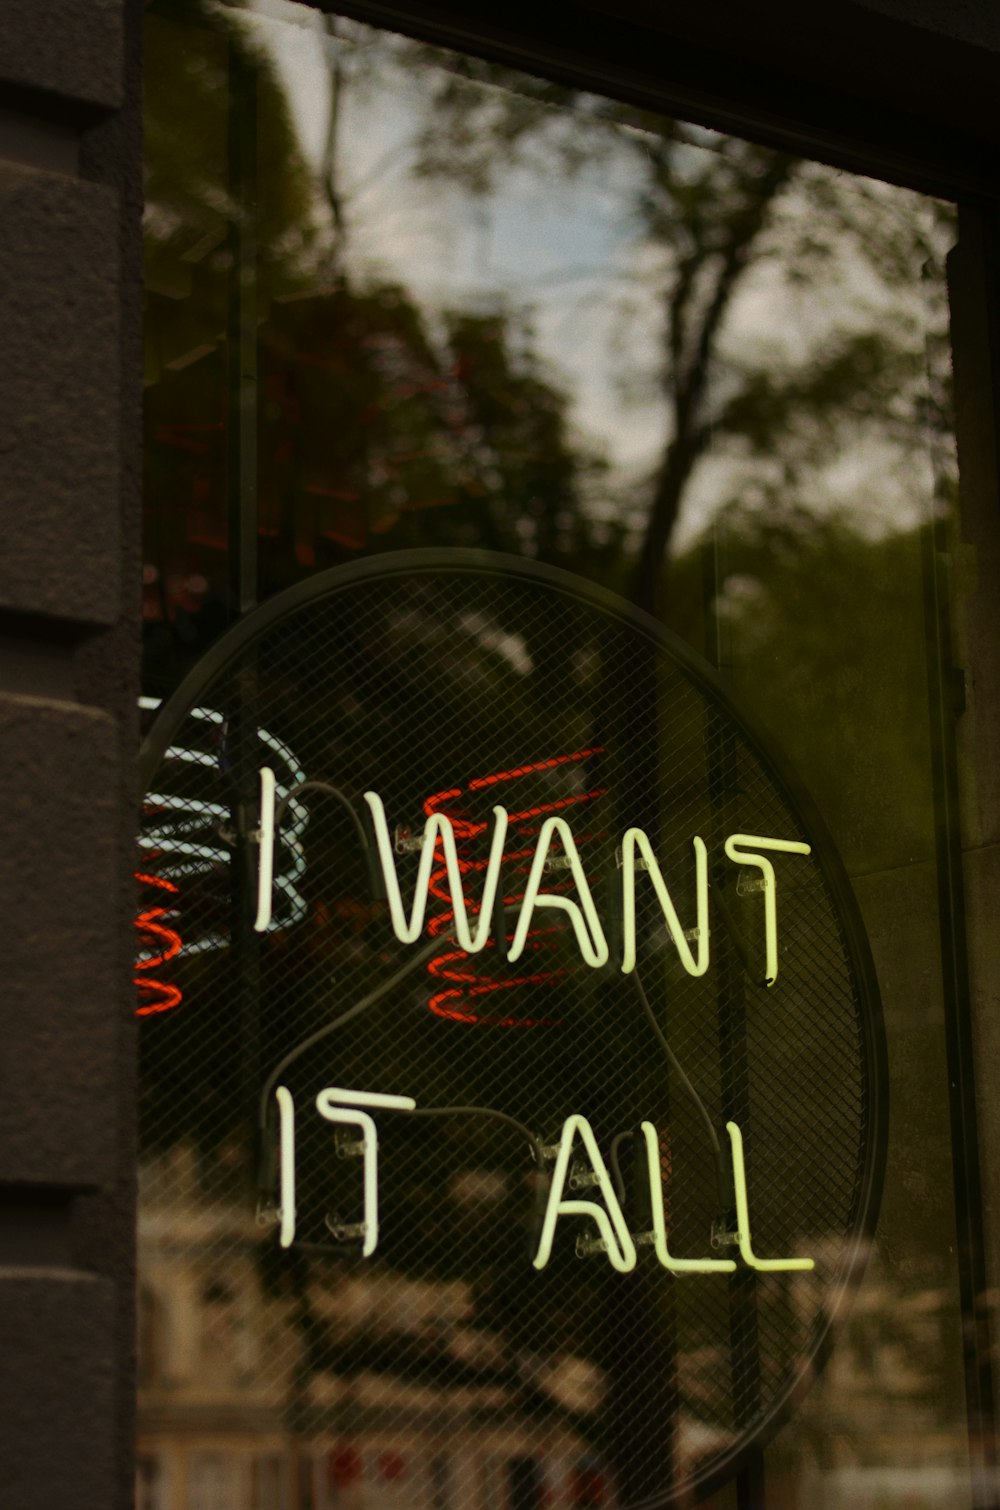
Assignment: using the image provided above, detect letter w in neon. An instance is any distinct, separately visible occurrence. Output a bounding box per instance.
[364,791,508,953]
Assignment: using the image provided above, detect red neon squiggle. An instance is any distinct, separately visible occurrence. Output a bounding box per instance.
[136,909,182,966]
[503,789,607,825]
[420,747,606,1026]
[136,980,183,1017]
[428,945,567,990]
[429,974,566,1028]
[468,747,603,790]
[134,870,184,1017]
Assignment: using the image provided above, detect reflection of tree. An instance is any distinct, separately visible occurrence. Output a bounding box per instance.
[667,505,937,872]
[144,1,607,694]
[144,0,954,707]
[144,0,320,298]
[403,68,961,1389]
[141,3,967,1501]
[410,54,951,609]
[256,296,602,592]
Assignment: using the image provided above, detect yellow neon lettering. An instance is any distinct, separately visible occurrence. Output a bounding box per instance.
[726,1120,814,1271]
[723,832,811,986]
[253,766,277,933]
[275,1085,296,1250]
[639,1121,735,1273]
[621,831,709,976]
[364,791,508,953]
[509,817,609,968]
[315,1087,417,1258]
[533,1115,636,1273]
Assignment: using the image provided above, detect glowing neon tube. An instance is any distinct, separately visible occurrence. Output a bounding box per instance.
[621,832,709,976]
[639,1121,735,1273]
[138,699,309,954]
[275,1086,297,1250]
[533,1115,636,1273]
[509,818,609,968]
[315,1087,417,1258]
[254,766,277,933]
[364,791,508,954]
[723,832,811,986]
[726,1120,814,1271]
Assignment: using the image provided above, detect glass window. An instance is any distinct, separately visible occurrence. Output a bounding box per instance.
[137,1455,166,1510]
[139,4,985,1509]
[252,1455,290,1510]
[189,1454,240,1510]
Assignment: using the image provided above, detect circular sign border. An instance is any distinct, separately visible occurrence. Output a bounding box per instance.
[139,546,888,1504]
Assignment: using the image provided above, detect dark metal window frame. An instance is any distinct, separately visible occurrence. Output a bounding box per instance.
[304,0,1000,205]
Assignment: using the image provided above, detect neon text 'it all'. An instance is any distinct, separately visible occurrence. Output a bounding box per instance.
[274,1090,814,1273]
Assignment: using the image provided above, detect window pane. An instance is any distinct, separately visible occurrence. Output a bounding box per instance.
[140,4,978,1509]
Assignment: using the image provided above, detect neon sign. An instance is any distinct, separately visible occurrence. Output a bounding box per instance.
[137,697,308,973]
[138,551,885,1497]
[272,1088,814,1273]
[134,870,183,1016]
[419,750,604,1022]
[255,772,811,988]
[255,765,817,1277]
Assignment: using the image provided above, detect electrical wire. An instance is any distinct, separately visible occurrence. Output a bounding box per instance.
[709,872,768,989]
[273,779,385,900]
[262,787,541,1167]
[258,935,443,1132]
[609,1129,634,1206]
[257,854,725,1226]
[257,933,541,1236]
[388,1105,541,1167]
[274,779,363,842]
[630,969,721,1156]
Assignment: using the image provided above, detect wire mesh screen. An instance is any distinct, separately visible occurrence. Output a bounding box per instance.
[137,552,884,1508]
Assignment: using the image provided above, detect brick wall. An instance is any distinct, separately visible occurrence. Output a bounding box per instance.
[0,4,141,1508]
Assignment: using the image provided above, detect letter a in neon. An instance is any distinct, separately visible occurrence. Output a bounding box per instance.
[533,1115,636,1273]
[509,817,609,968]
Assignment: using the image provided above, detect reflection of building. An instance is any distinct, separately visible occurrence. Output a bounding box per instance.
[138,1146,295,1509]
[137,1146,614,1510]
[137,1144,969,1509]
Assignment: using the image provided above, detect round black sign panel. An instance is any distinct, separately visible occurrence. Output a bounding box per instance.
[139,550,885,1506]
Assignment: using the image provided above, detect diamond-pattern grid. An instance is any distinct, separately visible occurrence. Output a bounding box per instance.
[138,562,878,1505]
